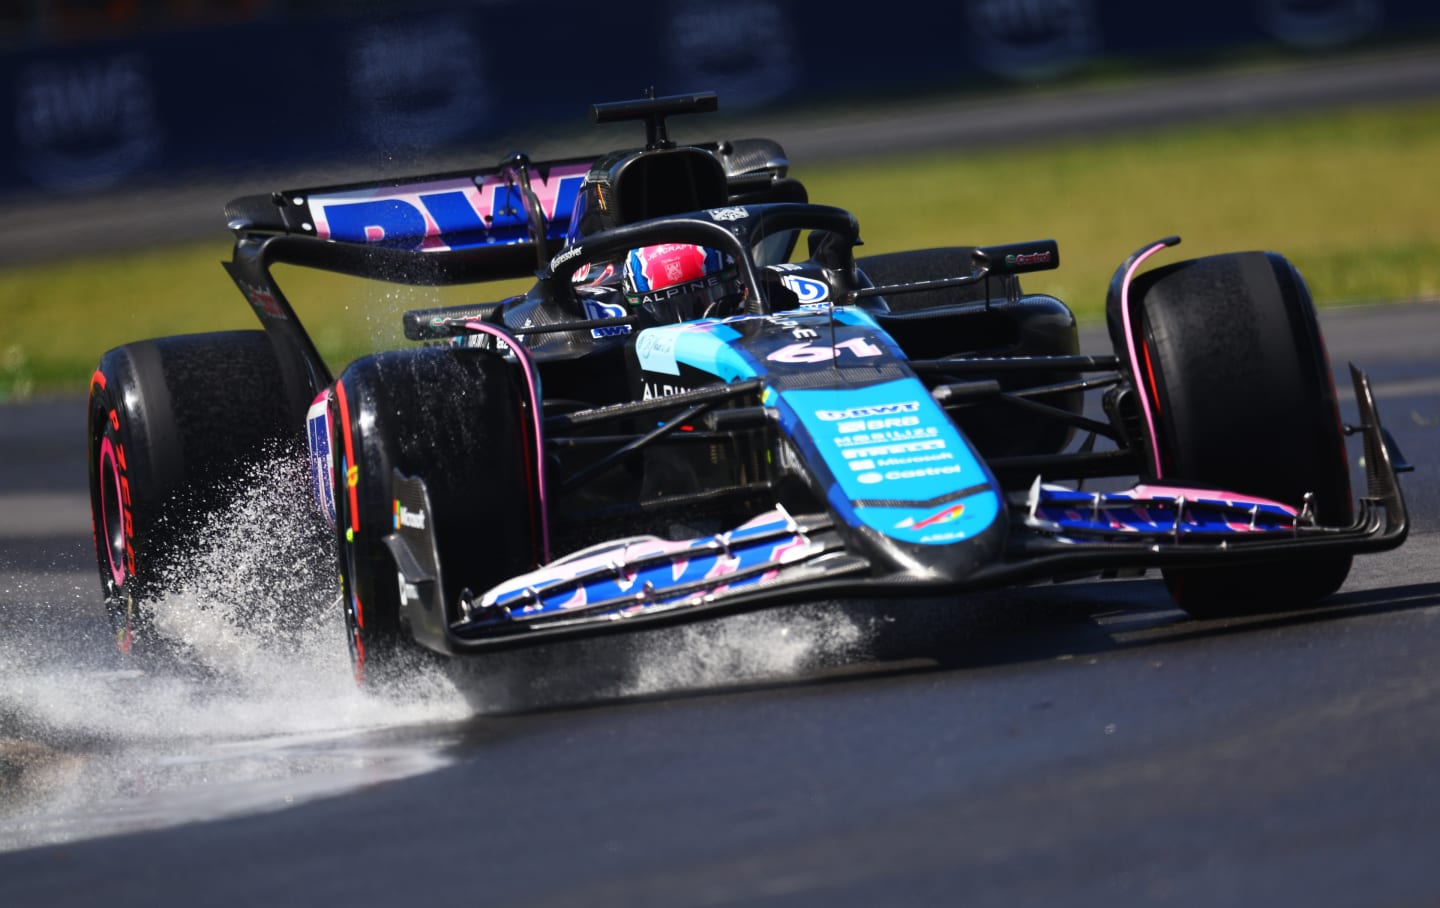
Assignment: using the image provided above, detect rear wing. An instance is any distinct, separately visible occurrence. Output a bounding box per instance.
[225,154,596,259]
[224,138,794,266]
[222,138,797,401]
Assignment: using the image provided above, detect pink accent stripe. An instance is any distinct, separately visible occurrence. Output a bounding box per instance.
[1120,242,1171,477]
[464,321,552,563]
[1129,484,1299,514]
[98,437,126,587]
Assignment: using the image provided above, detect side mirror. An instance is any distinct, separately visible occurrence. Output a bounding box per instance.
[971,240,1059,275]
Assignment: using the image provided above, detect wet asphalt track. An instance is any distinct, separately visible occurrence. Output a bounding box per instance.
[0,300,1437,907]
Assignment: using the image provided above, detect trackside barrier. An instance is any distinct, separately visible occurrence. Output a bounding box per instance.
[2,0,1437,196]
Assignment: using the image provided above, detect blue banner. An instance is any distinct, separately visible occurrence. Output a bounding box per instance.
[1,0,1436,197]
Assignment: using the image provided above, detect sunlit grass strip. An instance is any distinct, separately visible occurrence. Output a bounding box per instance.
[802,99,1440,312]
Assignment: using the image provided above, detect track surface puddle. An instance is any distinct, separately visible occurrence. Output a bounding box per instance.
[0,454,868,853]
[0,455,472,851]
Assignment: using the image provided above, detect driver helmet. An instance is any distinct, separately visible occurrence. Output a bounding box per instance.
[622,244,743,324]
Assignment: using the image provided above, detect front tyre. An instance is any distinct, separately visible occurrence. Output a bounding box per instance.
[331,347,542,687]
[1125,251,1352,617]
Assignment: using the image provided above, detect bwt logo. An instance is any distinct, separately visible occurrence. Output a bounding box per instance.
[816,401,921,422]
[309,165,588,251]
[582,298,632,338]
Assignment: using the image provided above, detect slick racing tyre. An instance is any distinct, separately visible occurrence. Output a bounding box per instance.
[856,247,1016,312]
[88,331,309,653]
[1122,251,1352,617]
[331,347,542,687]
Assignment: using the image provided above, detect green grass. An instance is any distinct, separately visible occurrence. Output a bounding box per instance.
[803,99,1440,310]
[4,97,1440,399]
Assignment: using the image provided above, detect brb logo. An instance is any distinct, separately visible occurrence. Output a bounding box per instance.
[307,163,589,251]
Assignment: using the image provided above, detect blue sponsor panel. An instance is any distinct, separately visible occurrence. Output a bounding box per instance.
[779,378,1002,546]
[635,320,755,380]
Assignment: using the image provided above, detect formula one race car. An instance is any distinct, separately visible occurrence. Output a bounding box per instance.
[87,92,1410,685]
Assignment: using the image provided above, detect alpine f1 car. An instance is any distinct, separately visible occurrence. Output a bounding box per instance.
[88,91,1411,685]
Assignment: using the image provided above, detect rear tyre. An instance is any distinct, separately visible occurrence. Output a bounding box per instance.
[856,247,1016,312]
[1123,251,1352,617]
[87,331,309,654]
[331,347,541,687]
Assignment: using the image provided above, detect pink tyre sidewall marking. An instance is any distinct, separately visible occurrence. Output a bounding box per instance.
[98,435,127,588]
[1119,242,1171,478]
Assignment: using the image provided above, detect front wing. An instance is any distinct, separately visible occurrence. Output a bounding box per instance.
[384,365,1407,655]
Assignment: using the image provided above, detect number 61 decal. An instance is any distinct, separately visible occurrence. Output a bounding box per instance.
[767,338,883,364]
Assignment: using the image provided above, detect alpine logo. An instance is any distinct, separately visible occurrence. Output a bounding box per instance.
[815,400,921,421]
[780,275,830,304]
[642,381,687,400]
[894,503,966,530]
